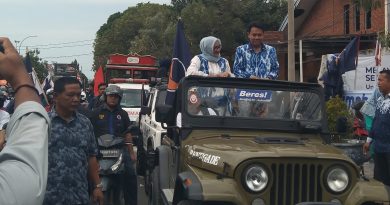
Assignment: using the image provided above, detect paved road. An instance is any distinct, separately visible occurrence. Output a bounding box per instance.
[138,176,148,205]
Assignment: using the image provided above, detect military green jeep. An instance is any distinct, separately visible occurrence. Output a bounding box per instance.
[148,76,390,205]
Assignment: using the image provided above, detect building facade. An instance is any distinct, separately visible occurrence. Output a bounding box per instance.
[277,0,386,81]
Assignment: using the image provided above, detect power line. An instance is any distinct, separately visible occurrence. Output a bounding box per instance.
[25,39,94,47]
[41,53,93,59]
[21,43,93,50]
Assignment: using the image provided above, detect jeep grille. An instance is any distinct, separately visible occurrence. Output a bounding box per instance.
[270,163,323,205]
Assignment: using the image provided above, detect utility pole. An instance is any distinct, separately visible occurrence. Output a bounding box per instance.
[386,0,389,33]
[288,0,295,82]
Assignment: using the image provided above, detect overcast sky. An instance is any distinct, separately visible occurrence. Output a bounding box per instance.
[1,0,171,79]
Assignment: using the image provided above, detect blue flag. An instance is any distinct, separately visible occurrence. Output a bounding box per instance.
[24,52,33,73]
[42,73,54,93]
[337,36,360,74]
[323,36,360,100]
[166,18,192,105]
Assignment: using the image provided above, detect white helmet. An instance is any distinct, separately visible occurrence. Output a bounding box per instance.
[81,91,86,101]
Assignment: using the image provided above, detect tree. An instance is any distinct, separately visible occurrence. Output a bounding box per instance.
[129,4,176,57]
[71,59,80,70]
[181,0,245,60]
[97,12,123,38]
[238,0,287,30]
[93,3,176,70]
[26,50,48,82]
[171,0,193,13]
[93,1,289,71]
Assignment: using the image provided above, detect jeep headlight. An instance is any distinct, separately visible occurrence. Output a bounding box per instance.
[326,167,349,193]
[242,165,268,192]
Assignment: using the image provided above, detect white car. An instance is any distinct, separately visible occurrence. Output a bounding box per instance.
[137,82,167,195]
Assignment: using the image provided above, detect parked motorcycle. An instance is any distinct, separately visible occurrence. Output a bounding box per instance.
[97,134,125,205]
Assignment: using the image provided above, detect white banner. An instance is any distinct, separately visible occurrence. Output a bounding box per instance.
[343,52,390,91]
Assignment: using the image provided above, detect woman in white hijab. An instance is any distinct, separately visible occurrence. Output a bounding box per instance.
[186,36,234,77]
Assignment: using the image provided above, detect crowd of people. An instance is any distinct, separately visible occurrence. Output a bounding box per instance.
[1,19,389,204]
[0,36,138,204]
[0,21,281,205]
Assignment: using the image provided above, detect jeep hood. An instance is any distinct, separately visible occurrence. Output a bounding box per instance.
[183,131,353,177]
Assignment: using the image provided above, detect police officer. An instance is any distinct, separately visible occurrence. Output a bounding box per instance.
[90,85,137,205]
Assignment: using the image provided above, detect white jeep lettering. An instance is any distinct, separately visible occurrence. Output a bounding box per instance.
[186,146,221,166]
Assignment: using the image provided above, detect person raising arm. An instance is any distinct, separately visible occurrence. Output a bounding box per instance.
[0,37,50,205]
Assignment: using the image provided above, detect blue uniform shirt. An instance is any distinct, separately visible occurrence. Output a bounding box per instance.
[90,104,131,138]
[233,43,279,79]
[44,109,98,205]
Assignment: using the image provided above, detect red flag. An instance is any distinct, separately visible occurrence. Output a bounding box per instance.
[93,66,104,96]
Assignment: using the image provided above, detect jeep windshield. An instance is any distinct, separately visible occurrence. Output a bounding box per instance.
[183,84,324,131]
[186,86,322,120]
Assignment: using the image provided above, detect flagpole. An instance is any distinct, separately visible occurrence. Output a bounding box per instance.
[353,36,360,90]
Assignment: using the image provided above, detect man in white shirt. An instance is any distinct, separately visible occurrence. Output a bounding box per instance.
[0,91,10,129]
[0,37,50,205]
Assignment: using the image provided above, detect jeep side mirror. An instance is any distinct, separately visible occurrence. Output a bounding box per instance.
[140,106,151,115]
[155,104,174,123]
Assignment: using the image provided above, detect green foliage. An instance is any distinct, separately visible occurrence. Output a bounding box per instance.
[325,96,353,137]
[70,59,80,70]
[354,0,382,11]
[93,3,176,69]
[130,6,176,57]
[97,12,123,37]
[181,0,246,60]
[93,0,288,71]
[238,0,288,30]
[171,0,193,13]
[378,30,390,48]
[25,50,48,82]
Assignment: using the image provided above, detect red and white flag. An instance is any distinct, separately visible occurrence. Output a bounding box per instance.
[375,39,382,66]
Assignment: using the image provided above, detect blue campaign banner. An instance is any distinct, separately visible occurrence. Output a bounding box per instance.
[236,89,272,102]
[343,90,372,108]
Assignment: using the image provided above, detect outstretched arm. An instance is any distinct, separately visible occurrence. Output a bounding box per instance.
[0,37,49,204]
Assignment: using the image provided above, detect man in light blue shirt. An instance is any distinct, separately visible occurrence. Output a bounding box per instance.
[233,22,279,80]
[0,37,50,205]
